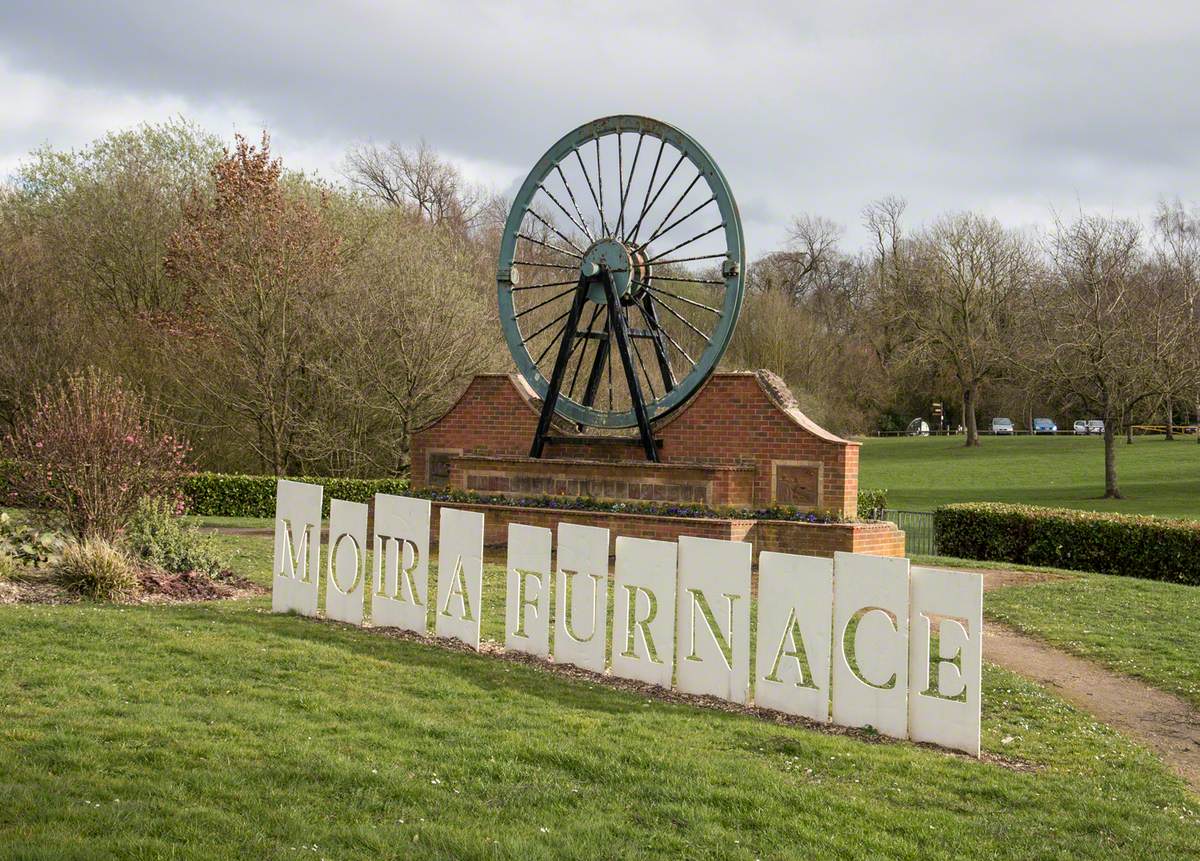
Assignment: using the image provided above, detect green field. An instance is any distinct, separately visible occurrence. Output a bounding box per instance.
[858,435,1200,518]
[982,564,1200,708]
[1,533,1197,859]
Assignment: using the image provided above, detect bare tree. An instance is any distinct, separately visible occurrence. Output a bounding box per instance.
[164,134,341,475]
[305,210,502,472]
[343,140,496,233]
[1020,214,1149,497]
[890,212,1034,446]
[1152,199,1200,442]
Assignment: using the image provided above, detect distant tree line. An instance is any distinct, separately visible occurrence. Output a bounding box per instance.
[725,196,1200,497]
[2,118,1197,497]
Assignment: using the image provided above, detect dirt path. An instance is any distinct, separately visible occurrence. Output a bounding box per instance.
[938,565,1200,794]
[983,622,1200,793]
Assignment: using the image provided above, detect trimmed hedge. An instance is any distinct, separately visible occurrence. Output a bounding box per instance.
[182,473,410,518]
[182,472,886,525]
[934,503,1200,585]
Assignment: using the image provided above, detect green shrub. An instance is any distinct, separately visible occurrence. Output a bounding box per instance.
[0,549,16,581]
[0,511,65,567]
[55,538,141,601]
[125,496,230,577]
[934,503,1200,585]
[183,472,889,524]
[857,488,888,519]
[182,473,410,518]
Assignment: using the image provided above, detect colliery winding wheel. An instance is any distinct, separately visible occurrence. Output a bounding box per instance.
[497,115,746,461]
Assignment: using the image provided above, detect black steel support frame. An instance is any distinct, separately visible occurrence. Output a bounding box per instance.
[529,269,660,462]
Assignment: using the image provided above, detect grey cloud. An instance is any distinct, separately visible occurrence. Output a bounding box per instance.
[2,1,1200,252]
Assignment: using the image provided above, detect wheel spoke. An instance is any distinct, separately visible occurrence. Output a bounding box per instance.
[639,175,703,250]
[629,151,686,244]
[644,274,725,286]
[595,137,608,236]
[646,252,729,266]
[538,182,592,244]
[617,132,643,240]
[513,286,576,319]
[648,292,713,343]
[639,282,721,314]
[517,231,582,260]
[554,163,595,241]
[523,305,574,344]
[652,314,696,367]
[573,147,605,239]
[626,137,665,242]
[643,223,726,265]
[524,209,585,255]
[640,194,716,251]
[513,260,578,270]
[511,278,577,292]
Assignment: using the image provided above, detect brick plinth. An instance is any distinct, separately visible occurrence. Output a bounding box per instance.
[426,501,905,559]
[449,455,755,506]
[412,370,862,518]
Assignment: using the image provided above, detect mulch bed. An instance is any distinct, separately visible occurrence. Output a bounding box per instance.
[136,569,264,602]
[0,568,265,606]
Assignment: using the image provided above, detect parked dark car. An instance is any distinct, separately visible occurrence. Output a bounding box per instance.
[1032,418,1057,434]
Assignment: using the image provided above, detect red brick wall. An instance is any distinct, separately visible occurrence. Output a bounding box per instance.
[412,372,861,517]
[426,501,905,559]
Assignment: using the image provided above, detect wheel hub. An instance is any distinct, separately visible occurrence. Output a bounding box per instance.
[581,239,633,304]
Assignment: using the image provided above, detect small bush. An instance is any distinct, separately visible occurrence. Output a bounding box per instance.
[56,538,142,601]
[4,368,191,540]
[125,496,230,577]
[934,502,1200,585]
[0,549,16,581]
[0,510,65,567]
[858,488,888,519]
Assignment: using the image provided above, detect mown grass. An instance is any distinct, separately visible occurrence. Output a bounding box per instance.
[981,564,1200,709]
[1,533,1197,858]
[858,434,1200,518]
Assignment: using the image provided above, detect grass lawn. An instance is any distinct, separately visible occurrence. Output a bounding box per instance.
[858,434,1200,518]
[1,534,1197,859]
[978,562,1200,709]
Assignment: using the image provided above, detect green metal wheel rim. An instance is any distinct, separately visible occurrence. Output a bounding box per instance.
[497,115,746,429]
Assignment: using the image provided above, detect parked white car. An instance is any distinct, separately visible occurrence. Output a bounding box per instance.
[1073,420,1088,435]
[991,417,1015,435]
[1086,420,1105,435]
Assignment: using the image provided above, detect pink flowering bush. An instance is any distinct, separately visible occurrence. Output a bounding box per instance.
[4,368,191,540]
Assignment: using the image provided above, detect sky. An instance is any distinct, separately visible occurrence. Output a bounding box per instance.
[1,1,1198,255]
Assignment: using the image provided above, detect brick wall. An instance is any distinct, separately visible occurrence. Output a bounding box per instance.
[412,371,861,517]
[426,501,905,559]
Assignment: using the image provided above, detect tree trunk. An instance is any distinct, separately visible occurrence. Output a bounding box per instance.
[964,383,980,447]
[1103,415,1121,498]
[1165,395,1175,440]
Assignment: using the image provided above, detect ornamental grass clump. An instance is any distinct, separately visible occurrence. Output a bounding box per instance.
[4,368,191,541]
[55,537,141,601]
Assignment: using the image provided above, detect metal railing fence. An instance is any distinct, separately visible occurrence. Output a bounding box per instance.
[871,508,938,556]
